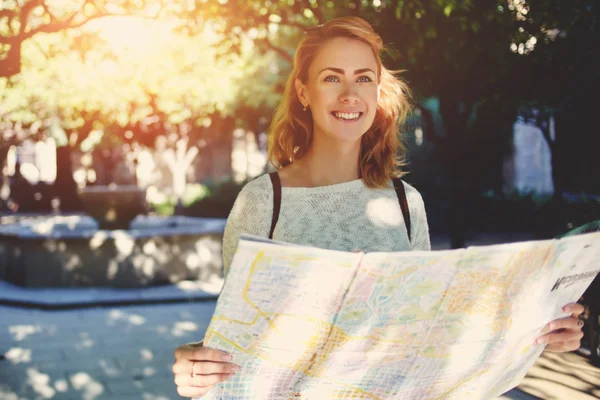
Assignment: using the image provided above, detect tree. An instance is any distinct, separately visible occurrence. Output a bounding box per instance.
[0,0,312,78]
[0,0,167,77]
[514,0,600,200]
[1,13,282,210]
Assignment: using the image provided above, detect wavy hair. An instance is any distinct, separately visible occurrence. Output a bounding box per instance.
[267,16,412,188]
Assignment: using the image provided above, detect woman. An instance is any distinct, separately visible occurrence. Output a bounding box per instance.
[172,16,584,398]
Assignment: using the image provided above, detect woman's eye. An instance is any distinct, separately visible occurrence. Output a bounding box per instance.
[324,75,340,82]
[358,76,372,83]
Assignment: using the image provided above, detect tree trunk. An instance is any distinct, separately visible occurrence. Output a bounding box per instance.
[549,113,570,236]
[0,145,12,210]
[54,146,83,212]
[549,144,562,203]
[537,115,562,206]
[439,97,470,249]
[448,154,468,249]
[0,145,10,194]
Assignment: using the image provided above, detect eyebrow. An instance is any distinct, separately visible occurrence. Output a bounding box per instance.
[318,67,376,75]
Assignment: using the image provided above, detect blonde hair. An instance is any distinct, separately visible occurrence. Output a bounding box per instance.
[267,16,412,188]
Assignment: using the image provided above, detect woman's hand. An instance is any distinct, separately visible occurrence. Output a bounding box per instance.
[536,302,585,352]
[172,343,239,398]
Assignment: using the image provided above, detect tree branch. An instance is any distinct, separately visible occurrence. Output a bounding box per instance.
[1,1,124,77]
[41,2,59,25]
[22,12,113,41]
[0,35,18,45]
[19,0,44,35]
[0,9,17,21]
[21,0,45,20]
[257,37,293,64]
[311,3,325,24]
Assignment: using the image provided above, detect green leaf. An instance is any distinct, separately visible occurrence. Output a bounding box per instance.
[444,4,453,17]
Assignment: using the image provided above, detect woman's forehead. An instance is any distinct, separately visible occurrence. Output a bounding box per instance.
[309,37,378,76]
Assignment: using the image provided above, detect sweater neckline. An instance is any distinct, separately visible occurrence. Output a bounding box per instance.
[280,178,367,194]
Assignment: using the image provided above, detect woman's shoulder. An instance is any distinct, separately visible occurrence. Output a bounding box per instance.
[397,179,426,209]
[226,173,274,227]
[399,180,422,196]
[236,173,274,202]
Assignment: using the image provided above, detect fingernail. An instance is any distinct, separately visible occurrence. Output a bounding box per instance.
[547,323,554,331]
[222,354,232,361]
[228,372,237,377]
[231,365,240,372]
[563,306,569,312]
[536,338,546,344]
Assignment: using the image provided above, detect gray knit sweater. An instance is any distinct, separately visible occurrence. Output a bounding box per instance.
[222,174,431,276]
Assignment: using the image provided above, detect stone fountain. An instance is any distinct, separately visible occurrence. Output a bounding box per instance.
[0,185,226,288]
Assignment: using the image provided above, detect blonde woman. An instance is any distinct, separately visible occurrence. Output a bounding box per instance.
[172,17,584,398]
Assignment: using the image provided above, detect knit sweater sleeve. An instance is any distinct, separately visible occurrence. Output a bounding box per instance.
[404,182,431,251]
[222,175,273,277]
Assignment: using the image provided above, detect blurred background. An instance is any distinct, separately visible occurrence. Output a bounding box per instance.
[1,1,599,399]
[1,0,599,241]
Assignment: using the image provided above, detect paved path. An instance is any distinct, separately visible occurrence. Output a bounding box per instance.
[0,302,214,399]
[3,300,594,400]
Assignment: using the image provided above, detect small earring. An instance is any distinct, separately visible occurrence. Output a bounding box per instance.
[303,104,308,111]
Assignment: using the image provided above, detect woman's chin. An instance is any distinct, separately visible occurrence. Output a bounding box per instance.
[329,131,368,143]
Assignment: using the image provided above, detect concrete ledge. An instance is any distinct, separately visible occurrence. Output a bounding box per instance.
[0,216,227,288]
[0,279,222,310]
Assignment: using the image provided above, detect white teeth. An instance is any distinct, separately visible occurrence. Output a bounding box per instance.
[335,112,360,120]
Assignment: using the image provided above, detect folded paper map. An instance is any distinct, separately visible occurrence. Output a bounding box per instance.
[200,232,600,399]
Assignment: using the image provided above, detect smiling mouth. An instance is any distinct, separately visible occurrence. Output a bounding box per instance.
[331,111,363,121]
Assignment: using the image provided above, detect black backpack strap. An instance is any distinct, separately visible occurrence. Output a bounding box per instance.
[268,172,282,239]
[392,178,411,242]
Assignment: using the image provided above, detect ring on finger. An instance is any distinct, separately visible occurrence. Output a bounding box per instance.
[191,360,196,378]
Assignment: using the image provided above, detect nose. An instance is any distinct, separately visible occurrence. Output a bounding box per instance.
[338,85,359,104]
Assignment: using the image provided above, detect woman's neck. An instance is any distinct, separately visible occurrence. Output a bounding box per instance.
[290,138,361,187]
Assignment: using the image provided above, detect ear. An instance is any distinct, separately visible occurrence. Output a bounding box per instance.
[295,78,308,107]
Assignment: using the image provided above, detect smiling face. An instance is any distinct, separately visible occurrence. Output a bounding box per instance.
[295,37,380,144]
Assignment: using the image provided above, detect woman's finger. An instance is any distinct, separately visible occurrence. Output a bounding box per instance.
[562,302,585,317]
[176,385,212,398]
[545,340,581,353]
[536,329,583,345]
[172,359,239,375]
[174,372,233,388]
[174,345,233,362]
[545,316,584,333]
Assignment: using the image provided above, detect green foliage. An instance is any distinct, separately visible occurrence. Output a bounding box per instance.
[147,183,212,216]
[181,184,212,207]
[1,15,282,149]
[183,179,248,219]
[3,1,598,202]
[150,199,175,216]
